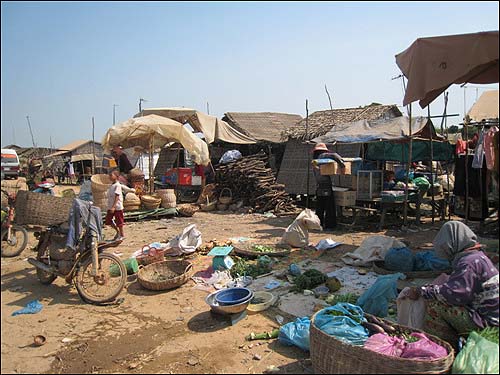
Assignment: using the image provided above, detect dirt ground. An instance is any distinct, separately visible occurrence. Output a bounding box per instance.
[1,181,494,374]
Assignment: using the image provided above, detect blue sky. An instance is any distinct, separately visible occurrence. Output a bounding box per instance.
[1,1,498,148]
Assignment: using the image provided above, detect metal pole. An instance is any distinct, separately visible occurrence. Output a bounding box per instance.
[26,115,37,149]
[207,102,210,115]
[305,99,310,208]
[113,104,118,125]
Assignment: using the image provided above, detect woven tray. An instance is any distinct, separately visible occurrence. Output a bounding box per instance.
[233,243,291,258]
[137,260,194,291]
[310,311,455,374]
[373,261,452,279]
[14,190,73,226]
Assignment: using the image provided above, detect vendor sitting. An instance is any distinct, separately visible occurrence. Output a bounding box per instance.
[112,145,133,175]
[383,170,396,190]
[403,221,499,348]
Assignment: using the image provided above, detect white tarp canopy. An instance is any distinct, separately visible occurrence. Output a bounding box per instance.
[135,107,257,144]
[101,114,210,166]
[312,116,444,144]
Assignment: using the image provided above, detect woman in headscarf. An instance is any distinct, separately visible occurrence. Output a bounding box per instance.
[404,221,498,347]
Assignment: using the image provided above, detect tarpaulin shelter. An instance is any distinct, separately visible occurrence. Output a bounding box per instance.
[135,108,257,144]
[311,116,453,162]
[396,31,499,108]
[102,114,210,192]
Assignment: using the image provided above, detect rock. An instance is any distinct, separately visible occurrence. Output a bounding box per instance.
[128,362,139,369]
[187,358,199,366]
[253,354,262,360]
[265,365,280,373]
[176,316,184,321]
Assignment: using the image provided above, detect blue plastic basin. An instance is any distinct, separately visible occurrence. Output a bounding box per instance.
[215,288,253,306]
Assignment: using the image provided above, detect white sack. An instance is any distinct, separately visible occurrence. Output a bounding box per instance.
[281,209,322,248]
[166,224,202,256]
[341,235,406,266]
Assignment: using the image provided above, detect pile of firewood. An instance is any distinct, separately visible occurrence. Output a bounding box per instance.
[215,151,298,215]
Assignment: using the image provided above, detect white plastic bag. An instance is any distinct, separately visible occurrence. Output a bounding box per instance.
[396,287,427,329]
[281,209,321,248]
[166,224,202,256]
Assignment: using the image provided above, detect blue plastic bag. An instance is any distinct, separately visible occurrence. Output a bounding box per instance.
[12,300,43,316]
[278,317,311,351]
[414,251,450,271]
[384,247,415,272]
[357,273,405,317]
[219,150,242,164]
[314,303,369,346]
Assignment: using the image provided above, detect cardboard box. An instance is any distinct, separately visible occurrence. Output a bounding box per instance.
[338,175,357,190]
[320,163,346,176]
[334,191,356,206]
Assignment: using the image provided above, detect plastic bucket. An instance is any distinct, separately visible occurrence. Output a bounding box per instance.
[215,287,253,306]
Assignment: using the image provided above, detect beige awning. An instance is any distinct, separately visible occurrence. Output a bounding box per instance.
[467,90,499,121]
[396,31,499,108]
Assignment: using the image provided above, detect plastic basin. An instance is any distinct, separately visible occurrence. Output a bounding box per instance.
[205,291,251,315]
[247,291,276,312]
[215,287,253,306]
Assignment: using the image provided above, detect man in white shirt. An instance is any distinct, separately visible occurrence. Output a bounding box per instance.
[105,170,125,241]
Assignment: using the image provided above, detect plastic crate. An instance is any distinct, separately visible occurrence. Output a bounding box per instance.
[177,168,192,185]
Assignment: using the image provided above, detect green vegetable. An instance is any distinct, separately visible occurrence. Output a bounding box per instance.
[230,257,272,279]
[325,293,359,305]
[251,245,275,253]
[476,327,499,344]
[292,269,327,292]
[246,329,280,341]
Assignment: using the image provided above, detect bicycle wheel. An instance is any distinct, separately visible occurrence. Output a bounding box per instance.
[1,225,28,257]
[74,253,127,304]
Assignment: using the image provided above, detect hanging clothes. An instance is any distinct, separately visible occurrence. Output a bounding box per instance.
[68,162,75,176]
[472,130,485,169]
[455,139,467,155]
[484,126,499,171]
[453,155,486,198]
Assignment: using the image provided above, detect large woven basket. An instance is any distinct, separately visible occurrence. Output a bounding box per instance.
[15,190,73,226]
[141,194,161,210]
[373,261,452,279]
[310,311,455,374]
[91,174,111,193]
[177,203,199,217]
[137,260,194,291]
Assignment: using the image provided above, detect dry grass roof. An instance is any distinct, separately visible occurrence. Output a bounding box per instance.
[286,104,402,140]
[222,112,303,143]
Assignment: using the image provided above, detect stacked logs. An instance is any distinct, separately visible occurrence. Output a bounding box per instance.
[215,151,297,215]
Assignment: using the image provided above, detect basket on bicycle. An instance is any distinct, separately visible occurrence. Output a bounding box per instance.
[137,260,194,291]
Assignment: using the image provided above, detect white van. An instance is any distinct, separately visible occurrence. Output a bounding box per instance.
[1,149,20,180]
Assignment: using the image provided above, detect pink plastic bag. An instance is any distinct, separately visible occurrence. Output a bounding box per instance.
[400,332,448,360]
[364,333,406,357]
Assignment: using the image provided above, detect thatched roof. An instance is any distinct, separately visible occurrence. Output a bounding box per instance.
[222,112,303,143]
[285,104,402,140]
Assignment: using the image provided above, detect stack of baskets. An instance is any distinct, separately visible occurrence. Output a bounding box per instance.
[137,260,194,291]
[123,192,141,211]
[128,168,145,192]
[156,189,177,208]
[91,174,111,211]
[141,194,162,210]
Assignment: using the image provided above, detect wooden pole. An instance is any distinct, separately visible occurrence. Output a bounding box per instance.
[92,117,96,175]
[464,118,469,224]
[403,104,412,226]
[149,136,154,194]
[428,106,435,223]
[305,99,310,208]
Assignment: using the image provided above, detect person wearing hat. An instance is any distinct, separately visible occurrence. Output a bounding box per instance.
[312,143,345,230]
[112,145,133,175]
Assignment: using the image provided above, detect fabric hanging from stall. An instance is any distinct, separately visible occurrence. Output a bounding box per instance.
[472,129,486,169]
[453,155,487,198]
[484,126,499,171]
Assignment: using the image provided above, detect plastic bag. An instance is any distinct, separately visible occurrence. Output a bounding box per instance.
[313,303,369,346]
[413,177,431,192]
[12,300,43,316]
[414,251,450,271]
[357,273,405,317]
[278,316,311,351]
[219,150,242,164]
[281,209,321,248]
[396,288,427,329]
[166,224,202,255]
[401,332,448,360]
[452,331,499,374]
[364,333,406,357]
[384,247,415,272]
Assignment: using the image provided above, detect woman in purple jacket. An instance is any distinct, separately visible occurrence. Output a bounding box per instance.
[405,221,498,347]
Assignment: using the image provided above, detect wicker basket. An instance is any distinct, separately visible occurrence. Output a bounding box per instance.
[233,243,291,258]
[373,261,452,279]
[177,204,199,217]
[310,311,454,374]
[217,202,228,211]
[15,190,73,226]
[141,194,161,210]
[218,188,233,205]
[136,246,165,266]
[137,260,194,291]
[200,197,217,212]
[91,174,111,193]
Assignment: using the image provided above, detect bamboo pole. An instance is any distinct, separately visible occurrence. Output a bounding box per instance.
[403,104,412,226]
[92,117,96,175]
[149,136,154,194]
[428,106,435,223]
[305,99,310,209]
[464,118,469,224]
